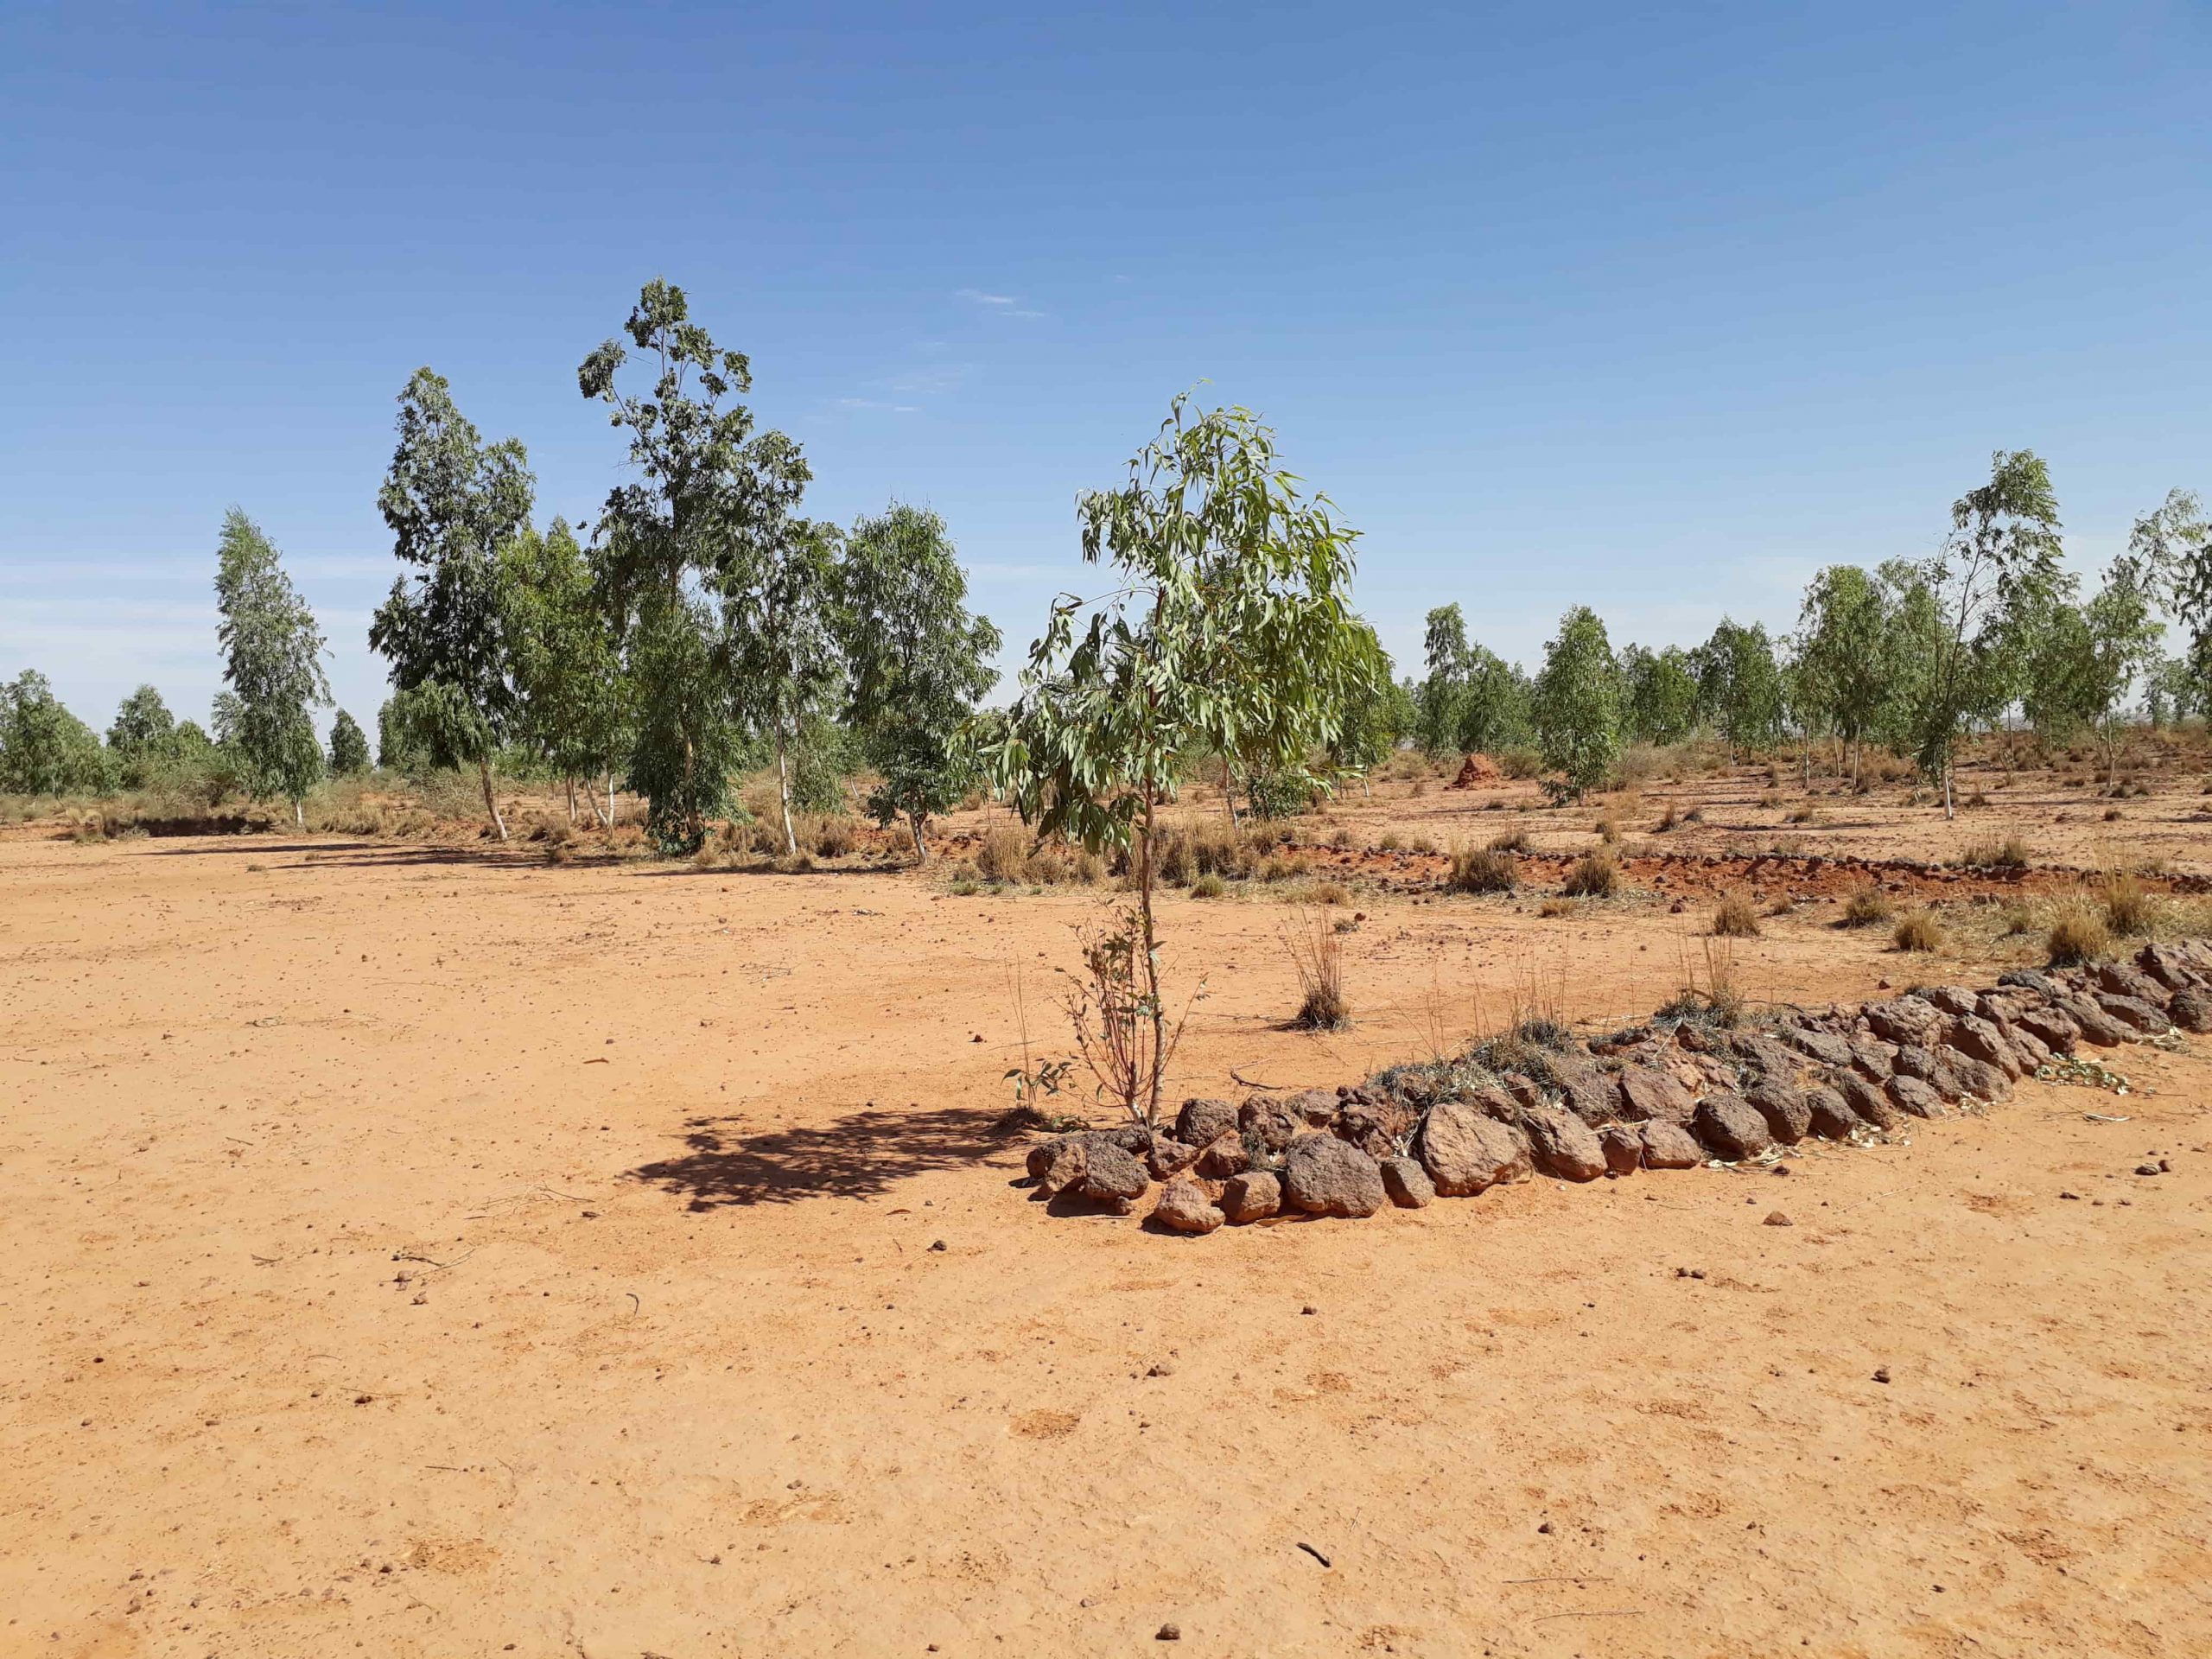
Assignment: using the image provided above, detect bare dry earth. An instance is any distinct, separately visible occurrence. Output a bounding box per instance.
[3,831,2210,1658]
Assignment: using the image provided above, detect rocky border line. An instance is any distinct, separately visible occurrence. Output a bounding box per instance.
[1023,942,2212,1233]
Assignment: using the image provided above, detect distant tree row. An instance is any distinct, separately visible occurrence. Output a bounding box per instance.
[1406,453,2210,810]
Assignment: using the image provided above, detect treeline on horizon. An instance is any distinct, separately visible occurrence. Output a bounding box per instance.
[6,280,2212,839]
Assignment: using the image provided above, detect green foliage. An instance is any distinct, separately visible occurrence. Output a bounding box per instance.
[1892,450,2066,809]
[1690,618,1784,756]
[499,518,632,801]
[1416,603,1470,754]
[1414,604,1530,756]
[1793,566,1891,767]
[2131,488,2212,698]
[992,396,1370,1124]
[1323,619,1401,782]
[1617,644,1698,746]
[1531,605,1621,802]
[1,671,111,795]
[834,502,1001,855]
[327,709,372,776]
[376,689,433,775]
[581,278,812,853]
[368,366,533,835]
[725,517,844,850]
[213,508,329,810]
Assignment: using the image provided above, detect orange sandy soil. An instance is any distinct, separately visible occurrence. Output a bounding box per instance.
[4,828,2211,1657]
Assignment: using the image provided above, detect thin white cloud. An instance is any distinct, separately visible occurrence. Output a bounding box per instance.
[956,288,1016,307]
[831,397,920,415]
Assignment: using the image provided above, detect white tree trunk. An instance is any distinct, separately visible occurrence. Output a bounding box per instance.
[774,724,797,855]
[478,758,509,842]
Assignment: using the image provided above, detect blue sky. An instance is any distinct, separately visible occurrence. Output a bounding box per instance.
[5,1,2209,735]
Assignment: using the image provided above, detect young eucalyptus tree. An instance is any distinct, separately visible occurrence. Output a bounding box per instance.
[1897,451,2066,817]
[993,397,1373,1126]
[1325,620,1401,794]
[581,279,810,852]
[214,510,329,823]
[834,503,1001,859]
[2129,488,2211,695]
[1,671,111,795]
[2079,558,2164,785]
[368,367,534,840]
[501,518,631,825]
[327,710,372,776]
[1691,618,1785,759]
[106,684,177,786]
[1617,644,1698,747]
[726,517,842,852]
[1531,605,1621,803]
[1415,603,1470,756]
[1793,566,1891,784]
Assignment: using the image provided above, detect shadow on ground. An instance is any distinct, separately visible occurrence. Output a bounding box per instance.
[629,1103,1010,1208]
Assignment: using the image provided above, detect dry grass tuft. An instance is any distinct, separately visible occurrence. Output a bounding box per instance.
[1561,848,1619,899]
[1891,910,1945,953]
[1840,886,1896,928]
[1282,907,1351,1031]
[2101,873,2159,937]
[1711,893,1762,938]
[1448,846,1518,894]
[976,824,1030,881]
[2045,904,2110,967]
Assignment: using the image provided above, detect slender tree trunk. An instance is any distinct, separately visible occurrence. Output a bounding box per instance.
[773,720,797,855]
[605,771,616,828]
[908,810,928,863]
[294,798,304,829]
[1942,760,1955,821]
[1140,784,1165,1128]
[565,777,577,825]
[478,757,509,841]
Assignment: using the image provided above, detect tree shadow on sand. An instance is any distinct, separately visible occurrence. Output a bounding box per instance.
[628,1103,1013,1209]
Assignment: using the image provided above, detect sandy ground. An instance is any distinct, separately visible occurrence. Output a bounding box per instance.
[4,822,2211,1657]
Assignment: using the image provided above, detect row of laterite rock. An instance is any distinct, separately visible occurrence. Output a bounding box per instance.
[1024,941,2212,1234]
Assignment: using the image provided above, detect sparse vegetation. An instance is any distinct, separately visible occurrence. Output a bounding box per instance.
[1560,847,1619,898]
[1892,910,1946,953]
[1447,846,1518,894]
[1711,893,1761,937]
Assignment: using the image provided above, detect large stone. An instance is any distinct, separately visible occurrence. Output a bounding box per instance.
[1560,1072,1623,1128]
[1802,1086,1859,1140]
[1789,1027,1856,1069]
[1380,1155,1435,1208]
[2057,995,2130,1046]
[1694,1092,1775,1161]
[1866,999,1945,1047]
[1745,1081,1811,1144]
[1077,1143,1150,1213]
[1522,1103,1607,1182]
[1732,1033,1804,1084]
[1850,1039,1900,1082]
[1637,1120,1706,1168]
[1945,1014,2024,1079]
[1947,1054,2012,1103]
[1836,1072,1904,1131]
[1891,1044,1939,1082]
[1916,985,1982,1019]
[1237,1096,1300,1154]
[1616,1066,1697,1125]
[1174,1097,1239,1148]
[1994,1019,2052,1071]
[1219,1170,1281,1224]
[1283,1088,1339,1126]
[2167,987,2212,1034]
[1332,1103,1402,1160]
[1887,1075,1948,1119]
[2012,1004,2080,1055]
[1418,1099,1534,1196]
[1196,1136,1249,1179]
[1999,967,2063,1000]
[1599,1124,1643,1177]
[1151,1176,1224,1234]
[2096,962,2170,1008]
[1031,1137,1088,1195]
[2137,944,2202,994]
[1282,1135,1386,1218]
[2095,993,2170,1035]
[1146,1135,1201,1180]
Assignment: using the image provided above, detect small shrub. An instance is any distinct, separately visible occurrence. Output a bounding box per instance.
[1497,747,1542,780]
[1376,830,1403,853]
[1025,848,1068,885]
[1892,910,1945,953]
[1955,836,2028,870]
[1408,834,1439,855]
[1594,815,1620,844]
[1155,830,1194,887]
[1449,847,1518,894]
[1786,806,1822,825]
[772,850,816,874]
[1537,896,1575,918]
[2046,905,2110,967]
[1711,893,1761,938]
[1329,827,1355,850]
[976,824,1030,881]
[1308,880,1350,906]
[1965,790,1990,809]
[1190,873,1227,899]
[1655,803,1678,832]
[811,817,857,859]
[1682,805,1704,824]
[1758,791,1783,810]
[1487,828,1530,854]
[1072,849,1106,885]
[1283,908,1350,1031]
[2103,807,2124,822]
[1561,848,1618,899]
[2102,873,2158,937]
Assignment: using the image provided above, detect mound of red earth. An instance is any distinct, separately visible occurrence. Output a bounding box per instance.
[1024,941,2212,1233]
[1446,753,1503,788]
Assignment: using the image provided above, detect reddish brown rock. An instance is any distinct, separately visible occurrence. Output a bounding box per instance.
[1419,1099,1534,1195]
[1745,1081,1812,1144]
[1151,1177,1224,1234]
[1283,1135,1386,1218]
[1174,1097,1238,1148]
[2168,987,2212,1033]
[1219,1171,1281,1224]
[1637,1120,1706,1168]
[1944,1014,2024,1079]
[2094,993,2169,1035]
[1617,1066,1696,1125]
[1522,1103,1607,1181]
[1599,1124,1643,1176]
[1886,1075,1947,1119]
[2096,962,2170,1008]
[1196,1136,1249,1179]
[1077,1142,1150,1213]
[1836,1072,1904,1131]
[1694,1092,1775,1161]
[1380,1155,1436,1208]
[1802,1086,1859,1139]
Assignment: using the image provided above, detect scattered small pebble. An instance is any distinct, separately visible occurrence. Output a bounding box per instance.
[928,1240,946,1252]
[2134,1164,2161,1177]
[1155,1623,1181,1641]
[1872,1368,1891,1384]
[1764,1212,1793,1227]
